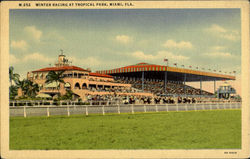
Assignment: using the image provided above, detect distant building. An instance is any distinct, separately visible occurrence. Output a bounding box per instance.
[217,82,236,99]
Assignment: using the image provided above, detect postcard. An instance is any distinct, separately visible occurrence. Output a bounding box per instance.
[1,0,249,158]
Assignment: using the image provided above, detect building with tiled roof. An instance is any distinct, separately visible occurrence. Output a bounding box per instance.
[26,54,151,100]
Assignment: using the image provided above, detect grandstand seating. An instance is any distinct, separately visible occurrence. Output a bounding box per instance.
[114,77,213,96]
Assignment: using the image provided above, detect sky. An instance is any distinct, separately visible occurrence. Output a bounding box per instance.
[9,9,241,94]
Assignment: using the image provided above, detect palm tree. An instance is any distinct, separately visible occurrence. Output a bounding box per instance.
[25,80,39,97]
[16,79,39,98]
[45,71,65,90]
[9,85,18,100]
[9,66,20,86]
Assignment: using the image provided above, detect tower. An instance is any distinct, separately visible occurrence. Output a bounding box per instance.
[55,50,70,67]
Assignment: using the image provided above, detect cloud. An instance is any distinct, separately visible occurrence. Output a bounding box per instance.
[163,40,193,49]
[211,46,226,51]
[132,50,189,61]
[205,24,227,33]
[46,31,65,41]
[9,54,20,64]
[10,40,28,51]
[23,53,53,63]
[24,26,42,42]
[204,45,235,59]
[204,52,234,58]
[68,56,101,69]
[115,35,133,44]
[204,24,240,41]
[132,51,156,60]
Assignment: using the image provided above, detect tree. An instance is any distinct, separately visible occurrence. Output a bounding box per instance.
[59,90,74,100]
[45,71,65,90]
[9,85,18,100]
[9,66,20,86]
[16,79,39,98]
[25,80,40,97]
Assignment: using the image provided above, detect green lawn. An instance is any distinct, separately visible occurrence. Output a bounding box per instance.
[10,110,241,149]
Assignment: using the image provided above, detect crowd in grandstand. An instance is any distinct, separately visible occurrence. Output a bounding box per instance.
[114,77,213,96]
[87,86,138,93]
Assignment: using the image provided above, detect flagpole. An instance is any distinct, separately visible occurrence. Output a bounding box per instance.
[164,58,168,95]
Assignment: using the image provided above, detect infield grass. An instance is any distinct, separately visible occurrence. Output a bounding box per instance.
[10,109,241,149]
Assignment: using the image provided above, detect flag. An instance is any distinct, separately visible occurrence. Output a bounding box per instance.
[164,58,168,62]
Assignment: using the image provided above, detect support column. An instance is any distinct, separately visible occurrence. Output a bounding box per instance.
[214,80,216,94]
[184,73,186,95]
[142,71,144,92]
[200,77,202,95]
[164,71,167,94]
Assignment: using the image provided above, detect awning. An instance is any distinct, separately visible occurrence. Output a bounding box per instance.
[36,93,52,98]
[44,82,59,88]
[64,82,71,87]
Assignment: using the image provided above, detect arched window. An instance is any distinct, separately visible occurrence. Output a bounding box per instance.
[74,83,81,89]
[82,83,87,89]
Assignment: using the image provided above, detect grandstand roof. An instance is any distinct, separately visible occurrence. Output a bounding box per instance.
[32,66,89,73]
[96,63,235,82]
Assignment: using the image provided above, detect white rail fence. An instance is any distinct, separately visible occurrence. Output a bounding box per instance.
[10,102,241,118]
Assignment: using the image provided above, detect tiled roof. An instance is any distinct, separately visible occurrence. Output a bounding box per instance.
[89,72,113,78]
[32,66,89,72]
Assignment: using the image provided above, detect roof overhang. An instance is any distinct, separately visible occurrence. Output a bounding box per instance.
[96,63,235,82]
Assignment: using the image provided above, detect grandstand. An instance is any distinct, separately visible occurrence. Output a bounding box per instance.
[96,62,235,96]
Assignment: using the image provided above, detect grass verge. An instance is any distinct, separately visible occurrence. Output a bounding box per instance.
[10,109,241,149]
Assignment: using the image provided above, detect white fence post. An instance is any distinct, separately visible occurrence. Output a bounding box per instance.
[86,106,88,116]
[47,107,50,117]
[155,104,158,112]
[23,106,27,118]
[230,101,232,109]
[185,104,188,111]
[117,104,120,114]
[67,105,70,116]
[216,102,219,109]
[202,103,205,110]
[176,104,179,112]
[102,105,105,115]
[166,104,168,112]
[194,103,197,111]
[131,104,134,114]
[144,105,146,113]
